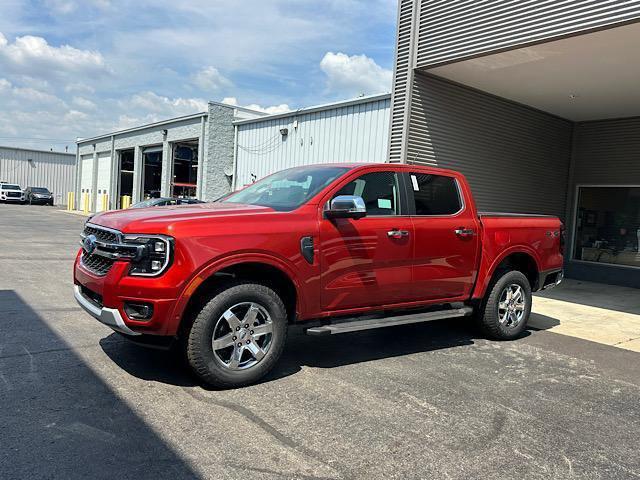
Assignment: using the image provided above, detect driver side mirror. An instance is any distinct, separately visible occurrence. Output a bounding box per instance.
[325,195,367,220]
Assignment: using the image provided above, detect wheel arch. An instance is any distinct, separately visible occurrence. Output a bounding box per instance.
[473,248,541,300]
[173,255,302,337]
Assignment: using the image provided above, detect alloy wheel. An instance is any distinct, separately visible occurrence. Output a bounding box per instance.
[497,284,526,328]
[211,302,273,370]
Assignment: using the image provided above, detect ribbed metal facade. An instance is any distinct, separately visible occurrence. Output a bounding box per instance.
[389,0,417,163]
[0,146,76,205]
[408,73,573,217]
[234,95,391,188]
[416,0,640,68]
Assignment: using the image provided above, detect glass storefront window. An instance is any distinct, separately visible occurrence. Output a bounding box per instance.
[573,186,640,268]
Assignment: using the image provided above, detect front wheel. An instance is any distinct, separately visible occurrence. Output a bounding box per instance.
[476,270,532,340]
[186,282,288,388]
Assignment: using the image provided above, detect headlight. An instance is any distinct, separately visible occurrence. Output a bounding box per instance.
[122,235,173,276]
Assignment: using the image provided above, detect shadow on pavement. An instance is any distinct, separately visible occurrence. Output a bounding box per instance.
[100,316,530,388]
[0,290,200,479]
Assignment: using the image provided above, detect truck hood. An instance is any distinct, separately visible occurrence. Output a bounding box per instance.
[89,202,275,234]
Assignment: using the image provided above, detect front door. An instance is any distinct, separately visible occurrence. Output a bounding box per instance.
[319,169,414,312]
[407,171,480,300]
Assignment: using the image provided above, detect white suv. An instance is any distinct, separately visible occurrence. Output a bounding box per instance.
[0,183,25,203]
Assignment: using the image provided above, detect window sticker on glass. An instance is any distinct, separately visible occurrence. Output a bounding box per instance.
[410,175,419,191]
[378,198,392,209]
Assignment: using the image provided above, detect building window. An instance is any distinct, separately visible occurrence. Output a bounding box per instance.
[573,186,640,268]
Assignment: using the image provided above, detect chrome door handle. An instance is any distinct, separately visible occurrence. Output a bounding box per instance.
[388,229,409,239]
[454,228,475,237]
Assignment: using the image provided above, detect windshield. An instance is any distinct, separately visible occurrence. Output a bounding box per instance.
[32,187,49,193]
[2,184,21,190]
[223,166,348,211]
[131,198,167,208]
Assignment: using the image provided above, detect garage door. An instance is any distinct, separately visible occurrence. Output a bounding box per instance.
[80,154,93,195]
[96,152,111,211]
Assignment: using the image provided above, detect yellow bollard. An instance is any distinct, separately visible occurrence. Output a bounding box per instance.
[100,193,109,212]
[121,195,131,209]
[67,192,75,211]
[82,192,90,214]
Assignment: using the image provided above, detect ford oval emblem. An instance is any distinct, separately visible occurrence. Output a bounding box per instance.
[83,234,97,255]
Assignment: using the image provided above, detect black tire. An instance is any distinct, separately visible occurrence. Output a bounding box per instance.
[476,270,532,340]
[186,282,288,388]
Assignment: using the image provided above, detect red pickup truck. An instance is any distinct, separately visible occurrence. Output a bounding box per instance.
[74,163,564,388]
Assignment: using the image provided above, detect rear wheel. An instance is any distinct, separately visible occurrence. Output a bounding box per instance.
[476,270,532,340]
[186,282,288,388]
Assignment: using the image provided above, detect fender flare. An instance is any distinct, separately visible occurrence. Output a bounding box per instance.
[169,252,305,330]
[472,246,541,300]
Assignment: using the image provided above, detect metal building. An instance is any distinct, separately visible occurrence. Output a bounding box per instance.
[0,146,76,205]
[233,94,390,189]
[75,102,264,211]
[390,1,640,287]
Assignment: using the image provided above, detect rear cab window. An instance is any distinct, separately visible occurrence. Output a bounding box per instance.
[408,172,462,216]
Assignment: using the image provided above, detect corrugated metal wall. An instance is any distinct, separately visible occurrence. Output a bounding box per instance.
[407,73,573,217]
[416,0,640,68]
[0,147,76,204]
[388,0,417,162]
[235,97,391,188]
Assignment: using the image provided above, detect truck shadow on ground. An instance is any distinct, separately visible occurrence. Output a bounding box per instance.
[100,318,534,388]
[0,290,200,479]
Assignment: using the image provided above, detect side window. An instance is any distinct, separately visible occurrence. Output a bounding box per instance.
[334,171,400,216]
[410,173,461,216]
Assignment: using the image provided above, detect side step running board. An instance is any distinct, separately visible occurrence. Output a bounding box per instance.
[306,306,473,336]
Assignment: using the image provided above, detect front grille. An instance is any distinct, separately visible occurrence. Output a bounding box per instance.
[7,192,21,198]
[81,252,115,276]
[84,225,119,243]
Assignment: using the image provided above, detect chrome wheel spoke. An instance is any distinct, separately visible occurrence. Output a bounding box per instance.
[246,340,265,361]
[515,303,525,312]
[212,332,235,350]
[222,309,242,330]
[498,301,508,310]
[243,304,260,326]
[228,345,243,369]
[251,322,272,337]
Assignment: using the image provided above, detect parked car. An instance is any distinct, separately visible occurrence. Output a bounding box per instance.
[130,197,205,208]
[73,163,564,388]
[0,183,25,203]
[25,187,54,206]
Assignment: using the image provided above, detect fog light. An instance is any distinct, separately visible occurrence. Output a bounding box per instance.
[124,302,154,321]
[151,260,162,271]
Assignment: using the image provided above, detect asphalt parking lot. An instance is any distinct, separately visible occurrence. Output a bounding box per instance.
[1,204,639,480]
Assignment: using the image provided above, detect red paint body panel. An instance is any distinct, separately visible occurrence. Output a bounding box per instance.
[73,163,564,337]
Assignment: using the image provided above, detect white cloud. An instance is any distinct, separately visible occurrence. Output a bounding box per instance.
[127,91,207,116]
[43,0,111,14]
[192,66,232,91]
[221,97,290,115]
[320,51,391,97]
[72,96,97,110]
[0,32,107,77]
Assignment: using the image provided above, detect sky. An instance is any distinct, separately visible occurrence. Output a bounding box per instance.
[0,0,397,152]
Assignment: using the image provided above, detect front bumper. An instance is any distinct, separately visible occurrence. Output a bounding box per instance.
[74,284,141,336]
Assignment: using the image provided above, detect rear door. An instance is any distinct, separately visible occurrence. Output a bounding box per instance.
[319,169,415,311]
[407,171,480,300]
